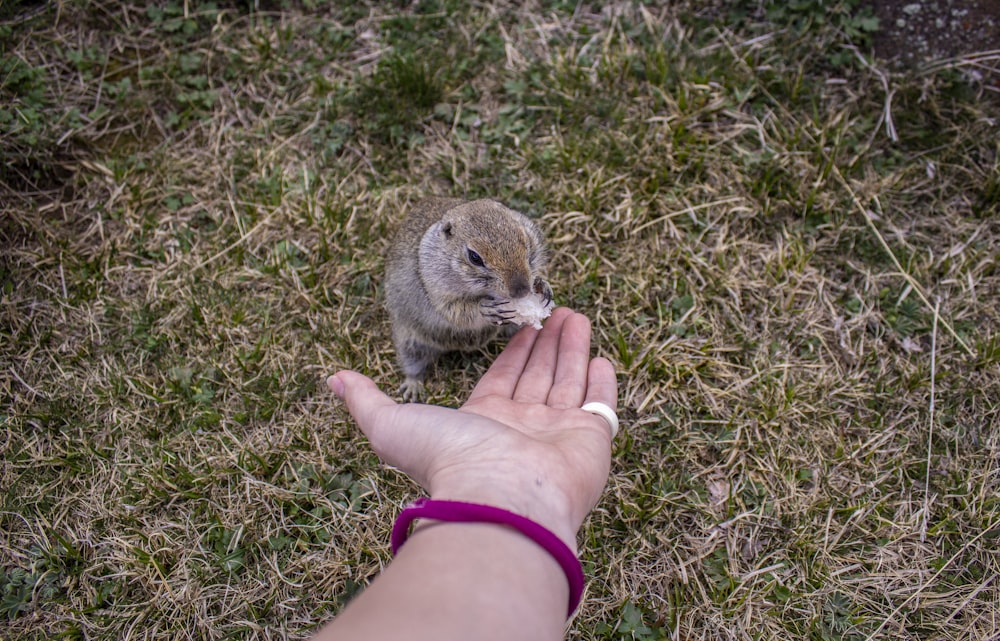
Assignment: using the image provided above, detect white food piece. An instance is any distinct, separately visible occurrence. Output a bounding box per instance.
[509,293,553,330]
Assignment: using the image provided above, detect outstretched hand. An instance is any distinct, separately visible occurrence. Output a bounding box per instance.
[327,307,617,547]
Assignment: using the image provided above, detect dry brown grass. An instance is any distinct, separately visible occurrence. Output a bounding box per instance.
[2,1,999,639]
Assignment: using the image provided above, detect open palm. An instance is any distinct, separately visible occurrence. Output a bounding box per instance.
[328,307,618,546]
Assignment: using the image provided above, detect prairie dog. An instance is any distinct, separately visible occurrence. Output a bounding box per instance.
[384,197,552,401]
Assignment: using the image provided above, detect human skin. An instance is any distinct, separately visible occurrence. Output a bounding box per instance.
[314,307,617,641]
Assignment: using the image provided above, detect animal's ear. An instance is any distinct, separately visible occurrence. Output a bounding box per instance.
[442,220,453,238]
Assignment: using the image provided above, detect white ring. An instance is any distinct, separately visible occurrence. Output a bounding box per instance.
[580,401,619,438]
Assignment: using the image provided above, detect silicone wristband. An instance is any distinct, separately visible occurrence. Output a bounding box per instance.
[390,498,584,617]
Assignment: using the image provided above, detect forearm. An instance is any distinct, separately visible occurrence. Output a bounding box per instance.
[314,519,570,641]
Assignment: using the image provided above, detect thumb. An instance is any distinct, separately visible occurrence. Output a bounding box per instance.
[327,371,457,488]
[326,370,398,444]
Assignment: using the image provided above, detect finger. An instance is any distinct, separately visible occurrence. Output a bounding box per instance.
[512,307,574,403]
[466,323,540,402]
[327,371,399,446]
[583,357,618,409]
[545,312,594,409]
[329,371,453,486]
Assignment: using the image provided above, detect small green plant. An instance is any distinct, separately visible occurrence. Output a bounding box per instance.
[878,287,925,338]
[0,540,77,621]
[728,0,880,66]
[595,600,669,640]
[0,55,52,180]
[146,1,221,41]
[203,524,247,574]
[1,568,36,620]
[816,592,862,640]
[351,53,444,147]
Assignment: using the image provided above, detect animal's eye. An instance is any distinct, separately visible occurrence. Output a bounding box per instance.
[467,248,485,267]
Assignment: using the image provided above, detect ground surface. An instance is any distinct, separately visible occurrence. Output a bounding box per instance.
[865,0,999,65]
[2,1,999,640]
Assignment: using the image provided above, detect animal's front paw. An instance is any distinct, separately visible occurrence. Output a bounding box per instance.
[533,277,553,306]
[399,378,425,403]
[479,297,515,325]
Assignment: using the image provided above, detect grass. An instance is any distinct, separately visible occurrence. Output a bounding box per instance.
[2,0,999,639]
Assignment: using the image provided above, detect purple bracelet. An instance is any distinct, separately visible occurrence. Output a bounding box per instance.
[390,498,585,617]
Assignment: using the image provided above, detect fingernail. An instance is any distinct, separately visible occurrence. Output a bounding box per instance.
[326,374,345,398]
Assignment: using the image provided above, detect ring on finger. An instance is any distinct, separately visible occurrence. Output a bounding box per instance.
[580,401,619,438]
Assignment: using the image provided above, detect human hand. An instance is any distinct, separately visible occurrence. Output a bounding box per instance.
[327,307,617,548]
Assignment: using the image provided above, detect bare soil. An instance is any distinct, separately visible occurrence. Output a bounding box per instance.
[863,0,1000,64]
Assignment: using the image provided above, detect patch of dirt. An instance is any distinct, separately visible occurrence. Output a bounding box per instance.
[862,0,1000,65]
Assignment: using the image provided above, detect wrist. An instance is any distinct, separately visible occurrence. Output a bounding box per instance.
[428,482,579,553]
[392,498,585,617]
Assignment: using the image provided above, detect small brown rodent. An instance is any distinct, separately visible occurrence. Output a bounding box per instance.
[384,197,552,401]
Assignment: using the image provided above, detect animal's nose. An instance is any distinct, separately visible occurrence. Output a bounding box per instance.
[508,274,531,299]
